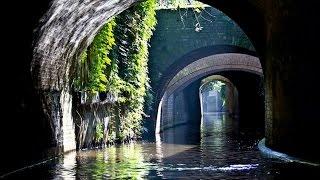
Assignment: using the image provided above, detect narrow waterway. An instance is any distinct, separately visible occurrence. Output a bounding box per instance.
[5,113,319,179]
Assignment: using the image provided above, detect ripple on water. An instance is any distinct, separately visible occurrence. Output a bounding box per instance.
[4,114,319,179]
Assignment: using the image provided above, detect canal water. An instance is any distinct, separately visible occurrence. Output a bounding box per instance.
[4,113,319,179]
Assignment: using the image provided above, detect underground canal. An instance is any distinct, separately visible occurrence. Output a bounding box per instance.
[2,0,320,178]
[4,78,319,179]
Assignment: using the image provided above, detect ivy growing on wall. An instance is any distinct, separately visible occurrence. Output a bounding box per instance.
[74,19,116,93]
[110,0,157,142]
[73,0,157,146]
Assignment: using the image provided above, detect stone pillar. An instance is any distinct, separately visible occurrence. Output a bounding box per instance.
[160,93,174,130]
[61,88,76,152]
[40,90,63,152]
[225,83,235,114]
[40,88,76,154]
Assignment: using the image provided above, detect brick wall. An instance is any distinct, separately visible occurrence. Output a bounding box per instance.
[149,7,254,85]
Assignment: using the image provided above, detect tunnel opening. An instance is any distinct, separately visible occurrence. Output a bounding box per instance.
[155,49,263,134]
[159,70,265,145]
[25,0,266,157]
[27,1,269,176]
[3,0,320,178]
[217,71,265,132]
[199,75,239,116]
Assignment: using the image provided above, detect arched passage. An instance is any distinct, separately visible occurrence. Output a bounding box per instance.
[155,45,260,100]
[155,47,263,133]
[199,75,239,116]
[30,0,266,155]
[25,0,320,166]
[165,53,262,96]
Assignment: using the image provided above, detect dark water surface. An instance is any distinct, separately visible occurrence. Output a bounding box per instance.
[3,113,319,179]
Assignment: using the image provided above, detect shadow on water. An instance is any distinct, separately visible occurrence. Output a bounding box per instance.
[2,113,319,179]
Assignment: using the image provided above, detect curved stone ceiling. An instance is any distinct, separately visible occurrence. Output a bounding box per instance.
[31,0,264,91]
[31,0,138,90]
[165,53,262,95]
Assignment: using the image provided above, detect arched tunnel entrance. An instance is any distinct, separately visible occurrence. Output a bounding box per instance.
[155,48,263,134]
[2,0,320,178]
[199,75,239,116]
[158,66,265,145]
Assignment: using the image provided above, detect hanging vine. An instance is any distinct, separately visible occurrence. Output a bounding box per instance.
[110,0,157,142]
[73,19,116,94]
[73,0,157,145]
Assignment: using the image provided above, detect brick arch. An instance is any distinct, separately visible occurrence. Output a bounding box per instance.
[165,53,262,96]
[31,1,264,91]
[156,45,261,100]
[155,47,262,133]
[30,0,264,153]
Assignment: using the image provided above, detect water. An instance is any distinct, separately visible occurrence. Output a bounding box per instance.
[3,113,319,179]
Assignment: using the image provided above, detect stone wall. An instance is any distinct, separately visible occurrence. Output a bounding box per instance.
[263,1,320,161]
[149,7,255,86]
[72,94,111,149]
[61,89,76,152]
[159,80,201,132]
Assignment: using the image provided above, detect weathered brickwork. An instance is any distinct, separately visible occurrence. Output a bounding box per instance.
[149,7,255,85]
[30,0,139,155]
[26,0,320,165]
[32,0,138,90]
[166,53,262,95]
[158,54,262,131]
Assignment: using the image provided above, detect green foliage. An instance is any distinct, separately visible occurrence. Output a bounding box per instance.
[74,19,116,93]
[208,81,225,92]
[205,81,227,107]
[73,0,157,145]
[95,122,104,142]
[107,0,157,142]
[157,0,205,9]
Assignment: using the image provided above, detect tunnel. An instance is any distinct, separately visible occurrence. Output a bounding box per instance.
[157,63,265,143]
[154,46,263,132]
[199,75,239,116]
[1,0,320,178]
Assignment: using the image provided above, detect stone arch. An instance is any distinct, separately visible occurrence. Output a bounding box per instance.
[31,0,139,90]
[31,1,264,91]
[31,0,141,152]
[30,0,264,153]
[156,45,261,101]
[165,53,262,96]
[155,47,262,133]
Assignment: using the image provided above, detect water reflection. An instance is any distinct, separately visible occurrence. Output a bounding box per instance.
[72,143,150,179]
[5,113,320,179]
[57,151,76,179]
